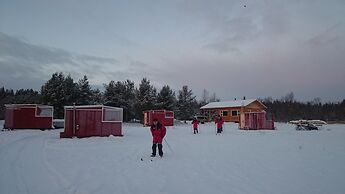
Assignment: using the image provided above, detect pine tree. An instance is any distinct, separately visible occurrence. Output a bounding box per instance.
[104,80,123,107]
[63,75,78,106]
[134,78,157,121]
[104,80,135,121]
[176,85,197,120]
[41,72,66,118]
[156,85,176,110]
[76,75,92,105]
[91,88,103,105]
[41,72,78,118]
[122,80,135,121]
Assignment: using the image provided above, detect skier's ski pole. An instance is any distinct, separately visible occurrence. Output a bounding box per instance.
[164,138,174,153]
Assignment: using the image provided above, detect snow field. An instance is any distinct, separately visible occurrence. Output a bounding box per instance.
[1,120,345,194]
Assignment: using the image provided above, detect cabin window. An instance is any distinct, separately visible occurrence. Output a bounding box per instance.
[103,108,123,122]
[36,106,53,117]
[165,111,174,118]
[231,110,239,116]
[221,111,228,116]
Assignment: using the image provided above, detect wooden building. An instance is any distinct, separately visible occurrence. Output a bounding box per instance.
[143,110,174,126]
[4,104,53,130]
[200,99,266,122]
[60,105,123,138]
[239,111,275,130]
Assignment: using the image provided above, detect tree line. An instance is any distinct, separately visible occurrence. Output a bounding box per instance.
[1,73,344,122]
[261,92,345,122]
[1,72,218,121]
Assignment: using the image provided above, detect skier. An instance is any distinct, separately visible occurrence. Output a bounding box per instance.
[215,115,224,134]
[192,117,199,134]
[150,118,167,157]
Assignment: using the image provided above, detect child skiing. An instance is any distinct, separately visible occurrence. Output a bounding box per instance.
[215,115,224,134]
[192,117,199,134]
[150,118,167,157]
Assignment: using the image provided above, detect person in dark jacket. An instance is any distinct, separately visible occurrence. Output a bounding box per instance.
[192,118,199,134]
[215,115,224,134]
[150,118,167,157]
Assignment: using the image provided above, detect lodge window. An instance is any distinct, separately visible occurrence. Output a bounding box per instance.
[221,111,228,116]
[231,110,239,116]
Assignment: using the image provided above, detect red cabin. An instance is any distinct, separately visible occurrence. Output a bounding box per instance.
[143,110,174,126]
[239,111,275,130]
[4,104,53,130]
[60,105,123,138]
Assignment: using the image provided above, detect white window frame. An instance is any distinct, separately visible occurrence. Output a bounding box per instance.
[220,110,228,117]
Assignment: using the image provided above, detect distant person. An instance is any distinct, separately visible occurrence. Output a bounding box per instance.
[150,118,167,157]
[215,115,224,134]
[192,118,199,134]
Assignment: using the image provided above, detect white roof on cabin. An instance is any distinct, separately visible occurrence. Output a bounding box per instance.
[5,104,53,108]
[200,99,265,109]
[64,105,122,110]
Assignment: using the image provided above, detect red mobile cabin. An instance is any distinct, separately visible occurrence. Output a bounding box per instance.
[4,104,53,130]
[239,111,275,130]
[143,110,174,126]
[60,105,123,138]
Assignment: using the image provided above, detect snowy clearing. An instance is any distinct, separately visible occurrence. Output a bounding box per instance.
[1,120,345,194]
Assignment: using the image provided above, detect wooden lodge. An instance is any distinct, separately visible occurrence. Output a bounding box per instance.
[200,99,267,122]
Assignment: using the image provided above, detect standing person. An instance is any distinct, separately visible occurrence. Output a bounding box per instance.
[150,118,167,157]
[192,117,199,134]
[215,115,224,134]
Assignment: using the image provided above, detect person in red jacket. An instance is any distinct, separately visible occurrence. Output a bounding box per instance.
[215,115,224,134]
[192,118,199,134]
[150,118,167,157]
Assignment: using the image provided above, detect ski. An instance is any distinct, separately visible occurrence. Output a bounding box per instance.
[139,155,163,162]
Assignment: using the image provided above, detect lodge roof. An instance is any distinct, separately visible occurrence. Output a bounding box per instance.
[200,99,266,109]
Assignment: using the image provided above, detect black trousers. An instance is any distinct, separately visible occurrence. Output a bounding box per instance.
[152,143,163,156]
[194,128,198,134]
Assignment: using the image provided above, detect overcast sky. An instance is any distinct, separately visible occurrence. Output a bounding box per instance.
[1,0,345,102]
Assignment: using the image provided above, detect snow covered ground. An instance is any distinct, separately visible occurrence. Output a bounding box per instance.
[1,120,345,194]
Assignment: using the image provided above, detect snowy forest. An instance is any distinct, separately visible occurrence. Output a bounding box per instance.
[1,72,345,122]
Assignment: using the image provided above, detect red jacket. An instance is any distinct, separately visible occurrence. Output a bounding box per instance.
[150,124,166,144]
[192,119,199,128]
[215,118,224,129]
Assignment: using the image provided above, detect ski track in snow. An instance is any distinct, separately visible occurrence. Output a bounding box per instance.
[0,132,68,194]
[1,120,345,194]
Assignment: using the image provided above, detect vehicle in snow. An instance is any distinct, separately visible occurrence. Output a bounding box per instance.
[290,120,327,130]
[296,123,319,130]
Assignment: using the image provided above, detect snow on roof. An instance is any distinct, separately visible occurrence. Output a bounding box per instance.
[200,99,265,109]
